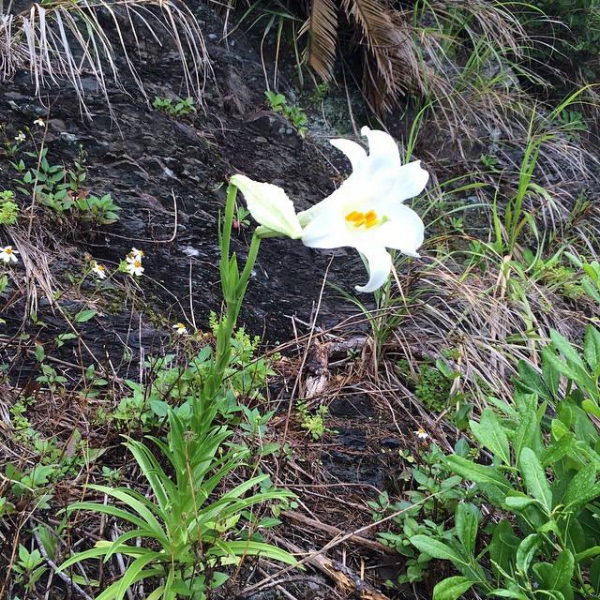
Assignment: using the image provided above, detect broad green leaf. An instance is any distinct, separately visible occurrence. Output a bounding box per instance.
[542,346,561,399]
[564,465,600,512]
[540,433,575,468]
[469,409,511,465]
[548,550,574,591]
[455,503,479,557]
[513,402,541,463]
[575,546,600,563]
[489,519,519,578]
[446,455,511,492]
[75,309,97,323]
[410,536,468,568]
[550,330,587,372]
[582,400,600,420]
[519,447,552,511]
[516,534,539,574]
[584,326,600,375]
[517,360,551,401]
[544,352,586,386]
[490,590,528,599]
[432,576,475,600]
[504,492,537,511]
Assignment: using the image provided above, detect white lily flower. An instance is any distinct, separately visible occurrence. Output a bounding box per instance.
[0,245,18,264]
[125,258,144,277]
[230,174,303,239]
[92,262,107,279]
[173,322,188,336]
[299,127,429,293]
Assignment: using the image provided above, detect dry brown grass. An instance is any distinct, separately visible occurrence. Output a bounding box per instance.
[383,256,589,409]
[0,0,209,118]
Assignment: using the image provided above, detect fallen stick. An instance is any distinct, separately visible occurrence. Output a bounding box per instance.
[33,529,93,600]
[282,510,395,555]
[273,536,391,600]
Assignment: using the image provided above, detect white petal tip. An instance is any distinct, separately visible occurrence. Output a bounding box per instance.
[360,126,371,136]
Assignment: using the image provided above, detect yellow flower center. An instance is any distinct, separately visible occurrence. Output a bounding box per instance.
[97,264,104,271]
[5,248,13,255]
[345,210,380,229]
[134,260,141,268]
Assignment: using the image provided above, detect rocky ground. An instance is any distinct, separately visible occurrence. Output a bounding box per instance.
[0,3,430,598]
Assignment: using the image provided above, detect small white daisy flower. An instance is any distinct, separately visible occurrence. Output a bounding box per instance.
[414,428,429,441]
[33,118,45,127]
[0,245,19,264]
[125,258,144,277]
[92,262,107,279]
[173,322,188,336]
[14,132,25,143]
[127,247,145,262]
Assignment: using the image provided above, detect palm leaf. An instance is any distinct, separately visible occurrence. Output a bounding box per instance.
[340,0,422,112]
[300,0,338,81]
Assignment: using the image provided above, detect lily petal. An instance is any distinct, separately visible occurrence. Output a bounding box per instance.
[302,211,353,249]
[388,160,430,204]
[375,204,425,256]
[330,138,367,172]
[355,244,393,293]
[361,126,400,172]
[231,174,303,239]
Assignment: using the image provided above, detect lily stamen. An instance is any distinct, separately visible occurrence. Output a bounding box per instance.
[345,209,380,229]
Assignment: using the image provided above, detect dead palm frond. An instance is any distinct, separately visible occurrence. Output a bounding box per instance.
[300,0,338,82]
[298,0,534,115]
[0,0,209,118]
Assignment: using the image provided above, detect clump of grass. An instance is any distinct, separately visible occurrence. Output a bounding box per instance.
[0,0,209,118]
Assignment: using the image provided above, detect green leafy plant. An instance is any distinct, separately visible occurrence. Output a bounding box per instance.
[13,545,47,593]
[59,182,296,599]
[264,91,308,136]
[371,443,470,584]
[74,193,121,224]
[0,190,18,224]
[153,96,196,117]
[396,358,456,414]
[60,412,295,599]
[13,148,120,223]
[566,253,600,305]
[15,148,72,213]
[411,325,600,599]
[296,401,330,440]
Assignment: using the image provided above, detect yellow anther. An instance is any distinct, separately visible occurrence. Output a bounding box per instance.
[345,211,363,223]
[345,209,380,229]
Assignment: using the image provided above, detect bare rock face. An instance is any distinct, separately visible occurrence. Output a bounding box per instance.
[0,2,366,376]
